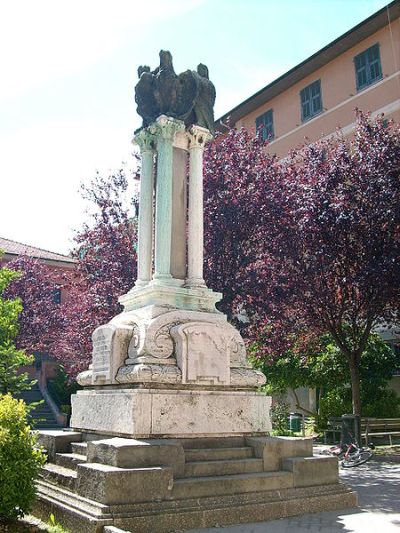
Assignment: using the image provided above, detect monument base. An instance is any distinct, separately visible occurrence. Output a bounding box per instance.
[70,388,271,437]
[34,432,358,533]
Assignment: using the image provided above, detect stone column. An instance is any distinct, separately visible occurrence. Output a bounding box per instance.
[134,129,155,287]
[186,126,212,288]
[151,116,185,283]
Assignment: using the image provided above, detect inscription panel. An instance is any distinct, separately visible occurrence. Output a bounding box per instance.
[92,325,115,383]
[172,322,230,385]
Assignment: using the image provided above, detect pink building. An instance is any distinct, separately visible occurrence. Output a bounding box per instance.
[216,1,400,159]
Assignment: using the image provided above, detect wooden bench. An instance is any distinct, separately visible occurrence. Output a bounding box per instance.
[363,417,400,446]
[324,417,400,445]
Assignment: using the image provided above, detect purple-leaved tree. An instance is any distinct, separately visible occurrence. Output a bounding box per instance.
[54,170,138,376]
[204,112,400,415]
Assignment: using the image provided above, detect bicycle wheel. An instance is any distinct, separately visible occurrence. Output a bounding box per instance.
[341,450,373,468]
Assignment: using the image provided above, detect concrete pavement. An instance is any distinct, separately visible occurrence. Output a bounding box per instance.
[187,460,400,533]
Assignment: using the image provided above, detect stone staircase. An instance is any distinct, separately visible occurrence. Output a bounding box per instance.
[18,384,60,429]
[41,439,292,498]
[34,432,357,533]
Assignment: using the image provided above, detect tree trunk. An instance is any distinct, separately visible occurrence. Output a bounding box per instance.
[349,358,361,416]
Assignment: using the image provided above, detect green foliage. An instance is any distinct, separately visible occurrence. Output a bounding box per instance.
[318,389,352,429]
[0,394,46,522]
[263,333,396,394]
[0,264,35,395]
[304,416,316,437]
[269,401,293,436]
[254,332,398,418]
[361,388,400,418]
[318,386,400,428]
[48,512,69,532]
[47,366,80,408]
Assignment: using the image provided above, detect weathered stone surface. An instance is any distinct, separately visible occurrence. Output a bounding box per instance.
[246,436,313,471]
[101,307,265,388]
[119,284,222,314]
[71,389,271,437]
[171,470,294,499]
[172,321,230,385]
[116,363,182,384]
[230,367,266,387]
[34,471,357,533]
[283,455,339,487]
[184,446,254,462]
[86,437,185,478]
[76,463,173,504]
[104,527,130,533]
[90,323,133,385]
[183,457,264,478]
[37,430,82,461]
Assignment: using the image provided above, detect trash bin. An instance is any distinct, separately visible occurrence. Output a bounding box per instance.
[341,414,361,446]
[289,413,302,432]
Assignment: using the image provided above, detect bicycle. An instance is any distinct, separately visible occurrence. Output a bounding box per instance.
[320,441,374,468]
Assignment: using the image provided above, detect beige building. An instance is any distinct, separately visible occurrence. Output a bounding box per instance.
[216,1,400,159]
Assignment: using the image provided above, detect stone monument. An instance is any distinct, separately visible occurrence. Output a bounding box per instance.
[35,51,357,533]
[71,49,268,438]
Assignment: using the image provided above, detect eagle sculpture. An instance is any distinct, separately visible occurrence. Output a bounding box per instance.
[135,50,216,132]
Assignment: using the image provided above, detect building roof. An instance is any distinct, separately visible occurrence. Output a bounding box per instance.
[215,0,400,130]
[0,236,76,265]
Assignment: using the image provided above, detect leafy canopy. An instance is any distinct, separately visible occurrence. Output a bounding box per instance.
[0,263,34,395]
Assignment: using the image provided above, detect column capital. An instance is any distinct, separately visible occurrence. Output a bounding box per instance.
[188,125,213,150]
[150,115,185,143]
[134,129,156,153]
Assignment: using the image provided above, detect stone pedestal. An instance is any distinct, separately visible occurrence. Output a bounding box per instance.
[71,389,270,438]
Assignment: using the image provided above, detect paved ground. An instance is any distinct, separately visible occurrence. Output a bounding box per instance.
[187,460,400,533]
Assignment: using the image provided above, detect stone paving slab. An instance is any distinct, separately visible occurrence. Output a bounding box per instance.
[187,460,400,533]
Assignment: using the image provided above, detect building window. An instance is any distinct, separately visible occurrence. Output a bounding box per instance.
[354,43,382,91]
[256,109,274,141]
[300,80,322,122]
[52,288,61,304]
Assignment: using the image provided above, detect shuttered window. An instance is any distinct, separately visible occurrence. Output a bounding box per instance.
[256,109,274,141]
[300,80,322,122]
[354,43,382,90]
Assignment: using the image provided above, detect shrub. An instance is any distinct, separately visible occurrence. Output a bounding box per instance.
[47,366,80,409]
[318,386,400,429]
[0,394,46,522]
[361,388,400,418]
[270,400,295,436]
[318,389,352,429]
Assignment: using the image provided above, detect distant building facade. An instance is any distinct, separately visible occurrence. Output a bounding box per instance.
[0,236,76,383]
[216,1,400,159]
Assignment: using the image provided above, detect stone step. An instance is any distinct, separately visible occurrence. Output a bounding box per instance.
[179,437,246,449]
[35,424,61,430]
[71,442,88,455]
[55,452,87,471]
[185,447,254,462]
[172,470,294,499]
[184,458,264,478]
[40,463,77,490]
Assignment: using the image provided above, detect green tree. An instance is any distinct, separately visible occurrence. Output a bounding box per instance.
[254,332,399,419]
[0,263,34,395]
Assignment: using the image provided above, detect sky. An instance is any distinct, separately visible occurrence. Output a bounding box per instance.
[0,0,391,255]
